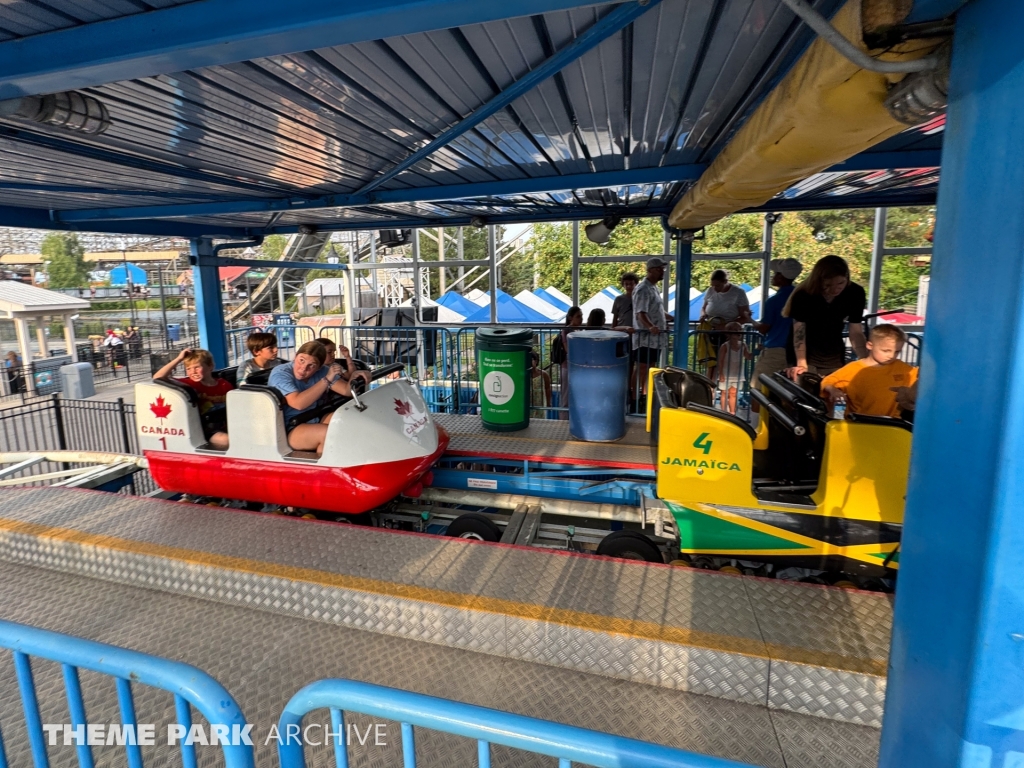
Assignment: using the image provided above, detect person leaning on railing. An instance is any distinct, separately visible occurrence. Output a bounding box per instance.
[632,257,673,408]
[750,258,802,412]
[783,255,868,380]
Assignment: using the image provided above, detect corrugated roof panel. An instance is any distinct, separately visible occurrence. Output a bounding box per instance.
[0,0,943,234]
[0,0,199,39]
[95,79,374,193]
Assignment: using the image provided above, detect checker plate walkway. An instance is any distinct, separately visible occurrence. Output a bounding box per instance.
[0,487,891,765]
[434,414,657,469]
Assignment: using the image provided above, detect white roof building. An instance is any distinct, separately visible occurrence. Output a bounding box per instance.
[0,281,90,392]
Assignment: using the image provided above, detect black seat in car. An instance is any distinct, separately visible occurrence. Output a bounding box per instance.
[663,367,714,408]
[244,368,272,386]
[651,368,715,444]
[213,367,238,387]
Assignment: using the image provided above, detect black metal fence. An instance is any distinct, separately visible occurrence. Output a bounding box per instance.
[0,395,156,494]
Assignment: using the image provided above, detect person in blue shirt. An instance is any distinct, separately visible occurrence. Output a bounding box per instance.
[268,341,370,455]
[751,258,802,399]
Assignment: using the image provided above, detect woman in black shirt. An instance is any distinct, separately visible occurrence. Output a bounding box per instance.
[783,255,868,379]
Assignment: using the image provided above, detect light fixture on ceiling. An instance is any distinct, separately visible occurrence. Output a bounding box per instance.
[0,91,111,134]
[585,216,622,245]
[470,216,488,229]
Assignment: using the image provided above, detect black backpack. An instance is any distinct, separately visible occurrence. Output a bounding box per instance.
[550,333,566,365]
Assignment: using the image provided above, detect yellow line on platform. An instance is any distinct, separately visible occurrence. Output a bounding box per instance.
[0,515,885,676]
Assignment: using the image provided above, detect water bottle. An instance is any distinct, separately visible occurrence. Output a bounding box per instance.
[833,395,846,420]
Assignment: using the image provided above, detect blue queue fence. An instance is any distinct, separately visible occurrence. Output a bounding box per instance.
[0,618,254,768]
[278,678,752,768]
[0,620,755,768]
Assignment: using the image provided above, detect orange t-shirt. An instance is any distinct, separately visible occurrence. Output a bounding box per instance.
[820,359,918,418]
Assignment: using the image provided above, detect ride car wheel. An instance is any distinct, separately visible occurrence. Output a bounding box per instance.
[596,530,664,563]
[446,513,502,542]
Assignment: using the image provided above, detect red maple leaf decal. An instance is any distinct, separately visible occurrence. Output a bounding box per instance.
[150,395,172,420]
[394,399,412,416]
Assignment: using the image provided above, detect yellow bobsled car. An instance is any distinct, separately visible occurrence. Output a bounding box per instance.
[648,368,909,579]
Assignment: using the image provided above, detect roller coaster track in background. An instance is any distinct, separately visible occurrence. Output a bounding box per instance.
[224,232,330,323]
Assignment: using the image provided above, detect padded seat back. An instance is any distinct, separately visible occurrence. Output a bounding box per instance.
[663,367,714,408]
[227,386,290,460]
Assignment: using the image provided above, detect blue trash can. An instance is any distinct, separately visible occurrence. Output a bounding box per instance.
[166,323,181,342]
[567,330,630,441]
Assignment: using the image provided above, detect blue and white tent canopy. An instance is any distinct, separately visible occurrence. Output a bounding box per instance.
[463,290,553,324]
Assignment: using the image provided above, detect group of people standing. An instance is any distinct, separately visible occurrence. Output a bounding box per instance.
[549,251,917,422]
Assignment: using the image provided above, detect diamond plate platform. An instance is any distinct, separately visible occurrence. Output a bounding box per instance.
[0,487,891,727]
[0,560,880,768]
[433,414,657,468]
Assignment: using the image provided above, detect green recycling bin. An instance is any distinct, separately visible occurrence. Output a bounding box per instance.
[476,327,533,431]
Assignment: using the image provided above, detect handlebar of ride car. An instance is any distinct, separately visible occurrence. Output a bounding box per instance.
[750,389,806,436]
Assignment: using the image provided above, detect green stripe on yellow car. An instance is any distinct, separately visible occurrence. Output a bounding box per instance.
[666,502,812,552]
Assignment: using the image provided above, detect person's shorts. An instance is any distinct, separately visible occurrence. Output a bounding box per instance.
[632,346,663,364]
[718,379,743,391]
[751,347,788,385]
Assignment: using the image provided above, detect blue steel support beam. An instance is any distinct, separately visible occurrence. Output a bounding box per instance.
[879,2,1024,767]
[672,236,692,366]
[54,162,706,223]
[190,238,229,369]
[0,204,252,238]
[906,0,972,23]
[354,0,662,196]
[50,148,941,224]
[0,0,608,100]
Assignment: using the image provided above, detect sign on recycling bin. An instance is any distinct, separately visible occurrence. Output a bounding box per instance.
[479,351,525,425]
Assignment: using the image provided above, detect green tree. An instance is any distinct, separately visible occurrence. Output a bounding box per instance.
[526,208,934,312]
[260,234,288,261]
[41,233,89,289]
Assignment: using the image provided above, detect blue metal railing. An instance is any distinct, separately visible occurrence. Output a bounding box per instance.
[0,619,255,768]
[277,678,754,768]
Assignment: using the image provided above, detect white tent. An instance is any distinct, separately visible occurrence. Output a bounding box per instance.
[543,286,573,307]
[398,296,465,324]
[465,288,489,306]
[580,287,620,320]
[514,291,565,321]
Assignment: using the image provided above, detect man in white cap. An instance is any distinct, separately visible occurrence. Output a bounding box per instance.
[632,257,673,405]
[751,257,803,395]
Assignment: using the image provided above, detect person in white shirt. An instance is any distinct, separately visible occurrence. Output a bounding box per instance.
[701,269,751,380]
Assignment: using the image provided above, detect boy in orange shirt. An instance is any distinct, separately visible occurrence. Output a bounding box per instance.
[820,324,917,419]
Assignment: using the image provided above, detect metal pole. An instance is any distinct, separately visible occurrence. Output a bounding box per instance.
[245,272,253,323]
[661,231,671,368]
[672,234,693,368]
[868,207,887,319]
[761,214,779,321]
[122,249,137,328]
[412,229,422,323]
[571,221,580,308]
[277,274,285,315]
[158,263,169,349]
[879,5,1024,766]
[369,231,379,304]
[190,237,229,368]
[457,227,464,287]
[438,227,446,294]
[488,225,497,324]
